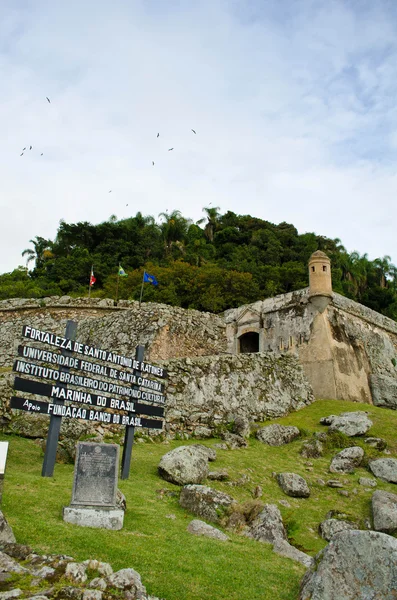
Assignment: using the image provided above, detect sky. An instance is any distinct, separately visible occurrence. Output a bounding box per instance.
[1,0,397,274]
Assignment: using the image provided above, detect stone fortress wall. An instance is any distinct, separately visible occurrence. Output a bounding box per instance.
[1,251,397,440]
[0,296,313,438]
[224,252,397,408]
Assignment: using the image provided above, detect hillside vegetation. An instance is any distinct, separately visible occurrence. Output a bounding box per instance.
[1,399,397,600]
[1,209,397,319]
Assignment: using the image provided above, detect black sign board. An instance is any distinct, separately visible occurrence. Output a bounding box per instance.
[22,325,168,379]
[13,377,164,417]
[17,345,166,393]
[11,323,169,479]
[13,359,166,404]
[10,397,163,429]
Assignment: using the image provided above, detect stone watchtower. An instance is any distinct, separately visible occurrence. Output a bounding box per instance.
[308,250,332,312]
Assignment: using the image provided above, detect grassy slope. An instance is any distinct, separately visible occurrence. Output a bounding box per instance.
[1,399,397,600]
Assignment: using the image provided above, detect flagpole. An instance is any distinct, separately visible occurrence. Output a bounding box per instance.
[116,266,120,304]
[139,270,145,308]
[88,264,93,298]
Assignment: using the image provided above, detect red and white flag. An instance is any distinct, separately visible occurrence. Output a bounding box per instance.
[89,267,96,286]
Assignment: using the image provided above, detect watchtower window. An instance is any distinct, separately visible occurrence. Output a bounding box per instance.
[289,336,293,348]
[323,265,327,272]
[311,266,315,272]
[239,332,259,353]
[279,338,284,351]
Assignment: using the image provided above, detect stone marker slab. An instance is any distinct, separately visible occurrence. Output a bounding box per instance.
[0,443,9,476]
[71,442,119,508]
[63,442,124,530]
[63,506,124,530]
[0,442,9,505]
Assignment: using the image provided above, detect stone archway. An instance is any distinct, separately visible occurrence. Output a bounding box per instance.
[238,331,260,353]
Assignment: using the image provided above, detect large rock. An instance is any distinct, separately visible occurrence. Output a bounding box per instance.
[370,373,397,409]
[276,473,310,498]
[372,490,397,534]
[272,539,313,568]
[300,439,324,459]
[318,519,356,541]
[329,447,364,473]
[107,568,146,596]
[187,519,229,541]
[246,504,287,544]
[299,531,397,600]
[158,445,210,485]
[233,416,251,439]
[323,411,373,436]
[0,512,16,544]
[369,458,397,483]
[256,425,300,446]
[179,485,235,523]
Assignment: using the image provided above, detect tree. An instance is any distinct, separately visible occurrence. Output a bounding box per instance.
[197,206,221,242]
[158,210,191,258]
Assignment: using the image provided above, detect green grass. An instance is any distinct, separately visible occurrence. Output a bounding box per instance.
[1,399,397,600]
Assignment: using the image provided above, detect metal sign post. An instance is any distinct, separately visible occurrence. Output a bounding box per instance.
[120,344,145,480]
[41,320,77,477]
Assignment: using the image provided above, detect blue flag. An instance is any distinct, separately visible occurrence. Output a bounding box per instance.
[143,271,158,286]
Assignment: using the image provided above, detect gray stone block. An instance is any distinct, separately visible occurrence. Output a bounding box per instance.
[63,507,124,530]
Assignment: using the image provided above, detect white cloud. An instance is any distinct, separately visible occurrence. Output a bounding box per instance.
[1,0,397,274]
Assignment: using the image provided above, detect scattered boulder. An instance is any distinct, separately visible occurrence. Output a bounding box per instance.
[187,519,229,541]
[326,480,344,488]
[319,519,357,541]
[65,563,88,585]
[256,424,300,446]
[359,477,377,488]
[364,437,387,451]
[0,552,28,574]
[107,568,146,596]
[193,445,217,462]
[369,458,397,483]
[299,531,397,600]
[321,411,372,437]
[329,447,364,473]
[221,432,248,449]
[233,416,251,439]
[272,539,313,568]
[372,490,397,534]
[246,504,287,544]
[300,439,324,459]
[0,511,16,544]
[158,445,210,485]
[207,470,229,481]
[179,484,235,523]
[276,473,310,498]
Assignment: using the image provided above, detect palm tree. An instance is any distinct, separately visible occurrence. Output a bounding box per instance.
[373,255,392,288]
[158,210,191,256]
[22,236,53,269]
[197,206,220,242]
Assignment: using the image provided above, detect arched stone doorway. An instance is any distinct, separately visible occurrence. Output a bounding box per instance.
[239,331,260,353]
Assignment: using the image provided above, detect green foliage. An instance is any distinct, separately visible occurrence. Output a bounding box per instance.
[2,209,397,319]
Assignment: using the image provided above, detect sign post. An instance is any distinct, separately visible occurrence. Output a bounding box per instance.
[121,344,144,480]
[42,320,77,477]
[10,324,168,478]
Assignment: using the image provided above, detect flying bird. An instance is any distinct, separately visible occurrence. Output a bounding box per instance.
[191,129,196,134]
[46,97,51,103]
[108,190,112,193]
[20,152,24,156]
[126,204,129,206]
[40,153,43,156]
[157,133,160,138]
[30,146,32,150]
[22,147,26,151]
[168,148,174,151]
[152,161,155,166]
